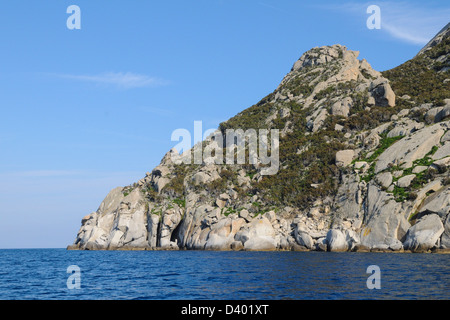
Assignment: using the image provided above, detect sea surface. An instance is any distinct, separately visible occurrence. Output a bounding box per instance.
[0,249,448,300]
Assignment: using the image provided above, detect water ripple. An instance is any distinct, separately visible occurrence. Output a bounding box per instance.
[0,249,448,299]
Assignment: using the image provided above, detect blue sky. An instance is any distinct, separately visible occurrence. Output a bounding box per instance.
[0,1,448,248]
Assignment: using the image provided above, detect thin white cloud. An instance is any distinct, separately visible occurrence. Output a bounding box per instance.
[54,72,169,89]
[317,1,450,45]
[382,22,430,45]
[376,1,450,45]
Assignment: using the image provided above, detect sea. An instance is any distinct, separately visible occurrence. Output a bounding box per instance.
[0,249,448,300]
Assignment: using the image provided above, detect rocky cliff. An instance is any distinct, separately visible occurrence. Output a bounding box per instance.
[68,24,450,253]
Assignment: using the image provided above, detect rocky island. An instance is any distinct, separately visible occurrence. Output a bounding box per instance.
[68,23,450,253]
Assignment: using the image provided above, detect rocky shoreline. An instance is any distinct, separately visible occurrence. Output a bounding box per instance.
[67,244,450,254]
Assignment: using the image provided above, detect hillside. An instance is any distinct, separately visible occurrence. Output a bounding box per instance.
[68,23,450,253]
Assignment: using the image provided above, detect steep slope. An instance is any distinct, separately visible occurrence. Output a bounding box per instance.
[416,22,450,58]
[69,25,450,252]
[383,23,449,105]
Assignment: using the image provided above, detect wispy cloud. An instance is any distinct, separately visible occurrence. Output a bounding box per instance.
[54,72,169,89]
[381,23,430,45]
[319,1,450,45]
[376,1,449,45]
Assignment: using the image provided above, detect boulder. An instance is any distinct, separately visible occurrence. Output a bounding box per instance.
[387,120,424,138]
[410,180,443,213]
[375,172,393,189]
[215,198,227,208]
[239,209,250,220]
[204,217,246,250]
[354,161,368,170]
[432,157,450,171]
[155,177,170,193]
[387,237,403,251]
[412,166,428,174]
[344,229,360,250]
[235,216,277,251]
[397,174,416,188]
[315,237,328,251]
[191,167,220,185]
[424,107,444,124]
[403,214,444,251]
[244,236,277,251]
[369,78,395,107]
[336,150,355,167]
[417,187,450,220]
[331,97,352,117]
[432,141,450,160]
[294,228,314,249]
[326,229,348,252]
[425,103,450,124]
[441,130,450,142]
[364,131,381,149]
[204,233,232,250]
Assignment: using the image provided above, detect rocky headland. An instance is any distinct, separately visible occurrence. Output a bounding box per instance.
[68,23,450,253]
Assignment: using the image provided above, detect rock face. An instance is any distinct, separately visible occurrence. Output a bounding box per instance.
[403,214,444,252]
[442,215,450,249]
[295,227,314,250]
[69,24,450,252]
[369,78,396,107]
[375,122,446,173]
[331,97,352,117]
[335,150,355,167]
[326,229,348,252]
[359,184,409,250]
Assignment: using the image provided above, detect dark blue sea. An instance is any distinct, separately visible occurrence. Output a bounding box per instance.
[0,249,448,300]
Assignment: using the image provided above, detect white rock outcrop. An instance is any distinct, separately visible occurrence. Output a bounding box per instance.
[375,122,447,173]
[403,214,445,251]
[326,229,348,252]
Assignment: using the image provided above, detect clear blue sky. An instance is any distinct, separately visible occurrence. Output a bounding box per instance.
[0,1,448,248]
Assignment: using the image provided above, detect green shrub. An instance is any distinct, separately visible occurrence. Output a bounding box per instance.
[382,37,450,105]
[366,134,403,162]
[161,165,189,197]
